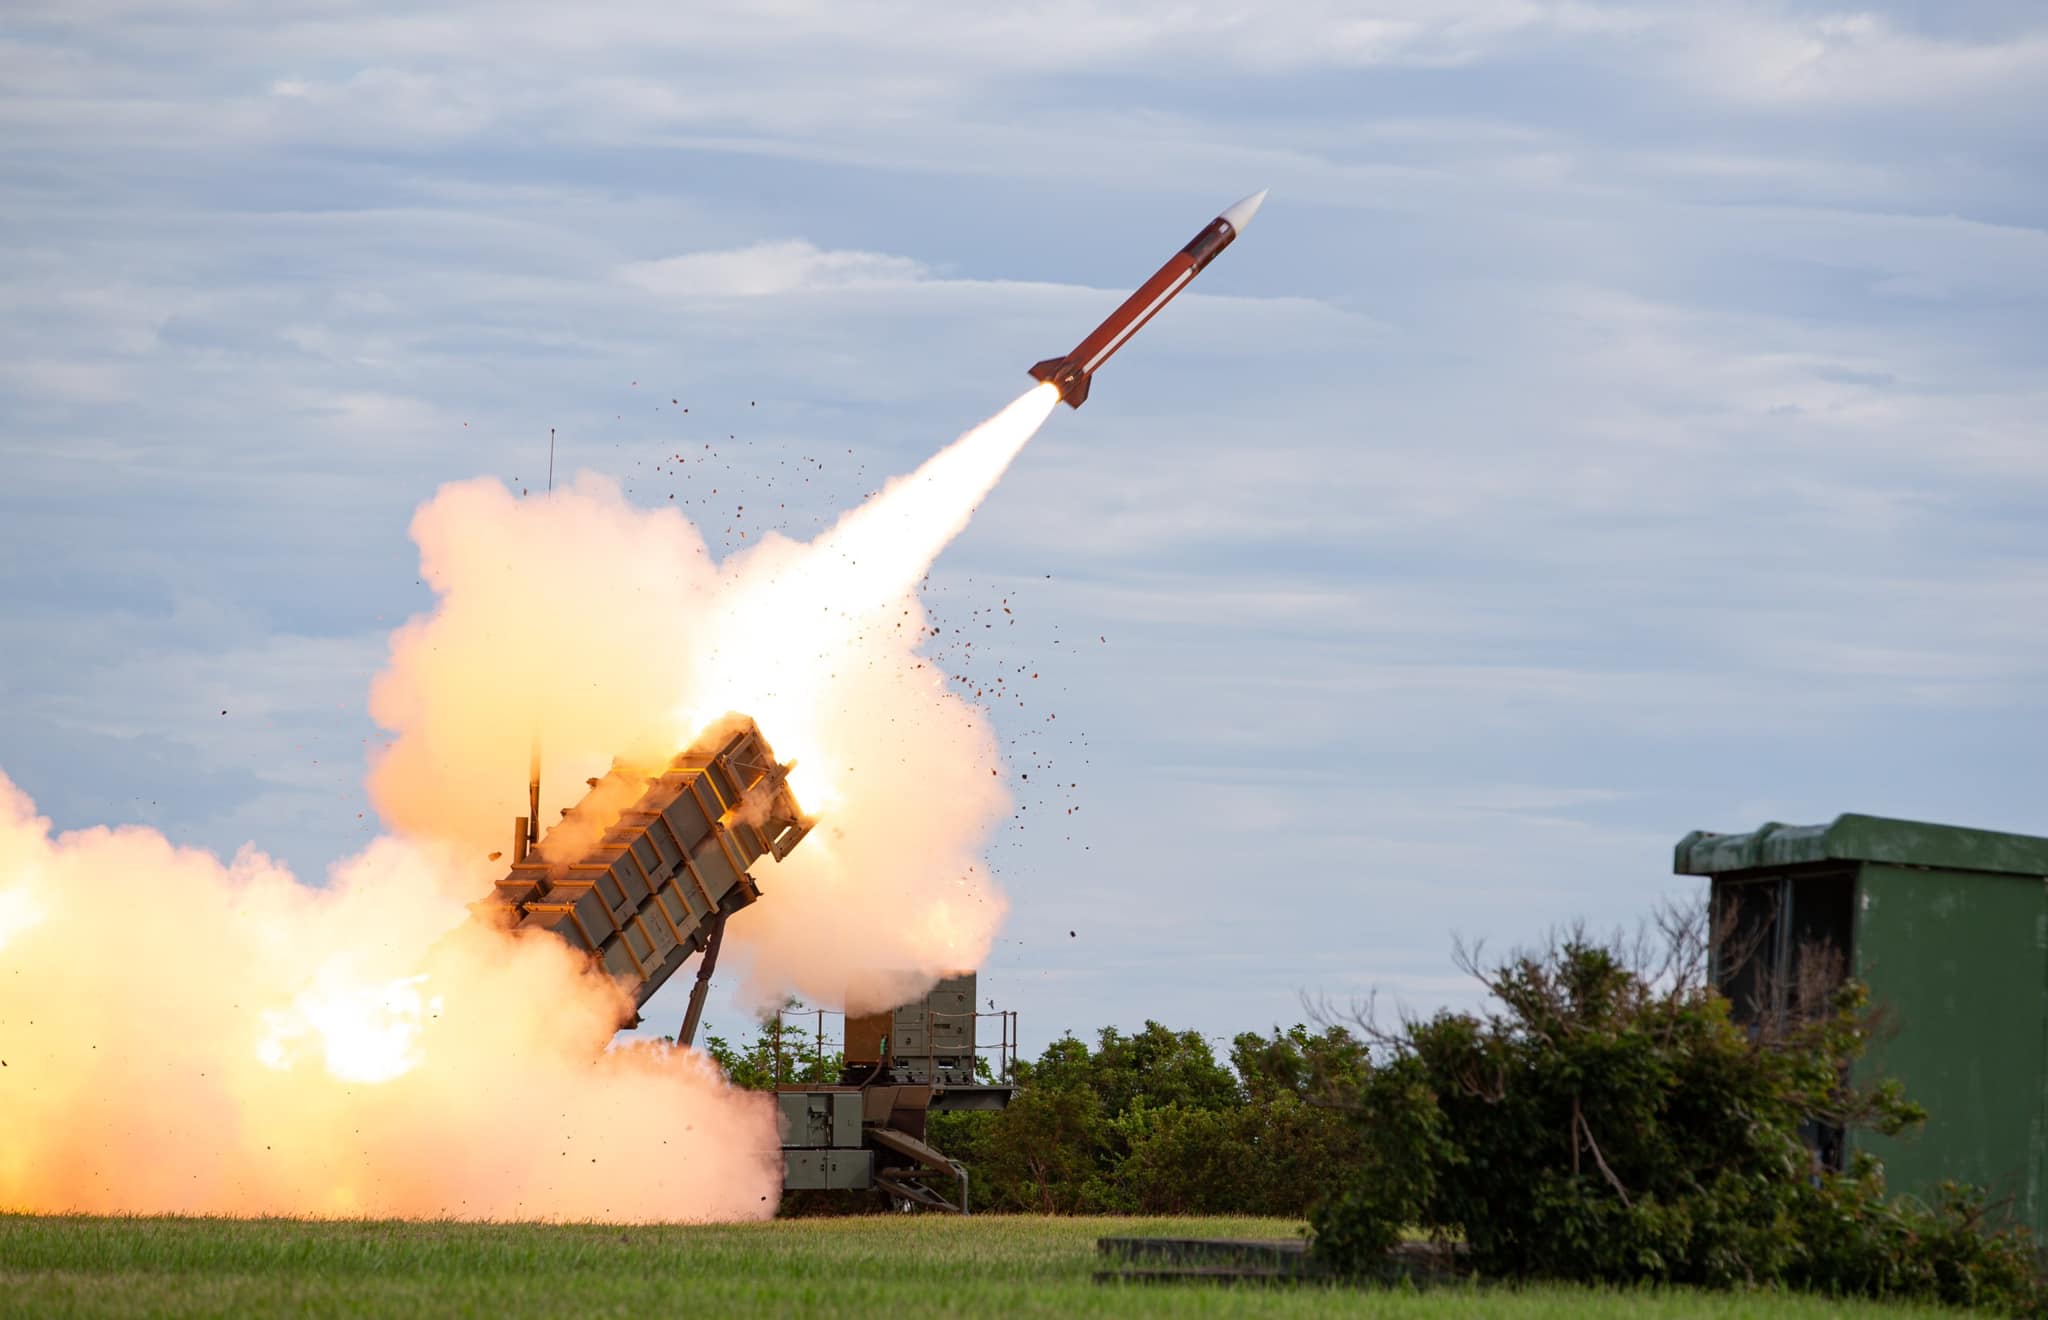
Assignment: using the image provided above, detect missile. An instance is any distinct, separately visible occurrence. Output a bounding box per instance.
[1029,189,1268,408]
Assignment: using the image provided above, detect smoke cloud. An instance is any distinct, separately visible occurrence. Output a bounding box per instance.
[0,777,780,1217]
[370,385,1057,1010]
[0,385,1057,1216]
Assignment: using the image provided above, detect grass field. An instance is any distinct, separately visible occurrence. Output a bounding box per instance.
[0,1213,1963,1317]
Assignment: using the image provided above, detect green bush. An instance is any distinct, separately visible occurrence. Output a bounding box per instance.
[941,1019,1366,1215]
[1308,930,2048,1313]
[1112,1090,1364,1215]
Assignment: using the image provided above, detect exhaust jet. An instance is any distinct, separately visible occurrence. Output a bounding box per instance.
[1029,189,1267,408]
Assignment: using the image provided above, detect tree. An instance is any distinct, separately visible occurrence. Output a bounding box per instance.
[1231,1023,1369,1107]
[964,1022,1238,1212]
[1016,1020,1240,1114]
[698,999,841,1091]
[971,1084,1111,1213]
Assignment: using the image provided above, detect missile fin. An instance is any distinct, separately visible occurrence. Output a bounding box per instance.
[1028,356,1091,408]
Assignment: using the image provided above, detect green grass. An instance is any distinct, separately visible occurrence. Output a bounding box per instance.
[0,1213,1962,1317]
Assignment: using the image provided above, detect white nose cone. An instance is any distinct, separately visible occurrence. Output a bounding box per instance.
[1220,188,1269,233]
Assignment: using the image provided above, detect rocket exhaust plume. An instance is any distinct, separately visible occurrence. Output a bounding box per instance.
[0,386,1057,1217]
[371,383,1060,1011]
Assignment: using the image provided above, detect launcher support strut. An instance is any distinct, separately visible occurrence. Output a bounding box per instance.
[677,910,729,1049]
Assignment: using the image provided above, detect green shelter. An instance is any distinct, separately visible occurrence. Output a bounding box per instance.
[1675,813,2048,1234]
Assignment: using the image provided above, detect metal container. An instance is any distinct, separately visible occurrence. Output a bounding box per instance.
[783,1149,873,1191]
[777,1090,863,1150]
[1676,812,2048,1234]
[846,973,976,1061]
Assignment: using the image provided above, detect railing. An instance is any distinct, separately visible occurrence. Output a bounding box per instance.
[929,1007,1018,1086]
[769,1004,1018,1087]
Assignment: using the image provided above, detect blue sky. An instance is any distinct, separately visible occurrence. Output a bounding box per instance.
[3,1,2045,1053]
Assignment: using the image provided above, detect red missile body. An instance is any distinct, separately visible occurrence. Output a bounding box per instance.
[1030,190,1267,408]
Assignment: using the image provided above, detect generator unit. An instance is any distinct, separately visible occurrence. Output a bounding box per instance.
[775,971,1016,1212]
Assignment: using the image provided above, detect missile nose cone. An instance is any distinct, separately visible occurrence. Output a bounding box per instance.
[1220,188,1268,233]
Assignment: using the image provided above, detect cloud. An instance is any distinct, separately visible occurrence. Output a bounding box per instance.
[8,3,2044,171]
[1669,10,2048,107]
[620,241,928,298]
[0,358,129,403]
[3,0,2045,1057]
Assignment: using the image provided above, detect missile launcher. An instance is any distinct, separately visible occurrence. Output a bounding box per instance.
[483,716,812,1012]
[475,715,1013,1212]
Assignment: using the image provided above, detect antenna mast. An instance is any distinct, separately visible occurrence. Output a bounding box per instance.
[523,427,556,857]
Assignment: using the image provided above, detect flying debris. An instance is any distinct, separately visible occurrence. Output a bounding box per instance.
[1029,189,1267,408]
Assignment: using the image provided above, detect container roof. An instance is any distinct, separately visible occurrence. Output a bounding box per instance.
[1674,813,2048,879]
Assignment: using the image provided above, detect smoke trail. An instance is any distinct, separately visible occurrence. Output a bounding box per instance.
[807,383,1061,610]
[679,384,1061,804]
[692,384,1061,1006]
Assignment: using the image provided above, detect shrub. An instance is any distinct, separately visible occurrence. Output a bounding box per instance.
[1309,924,2048,1313]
